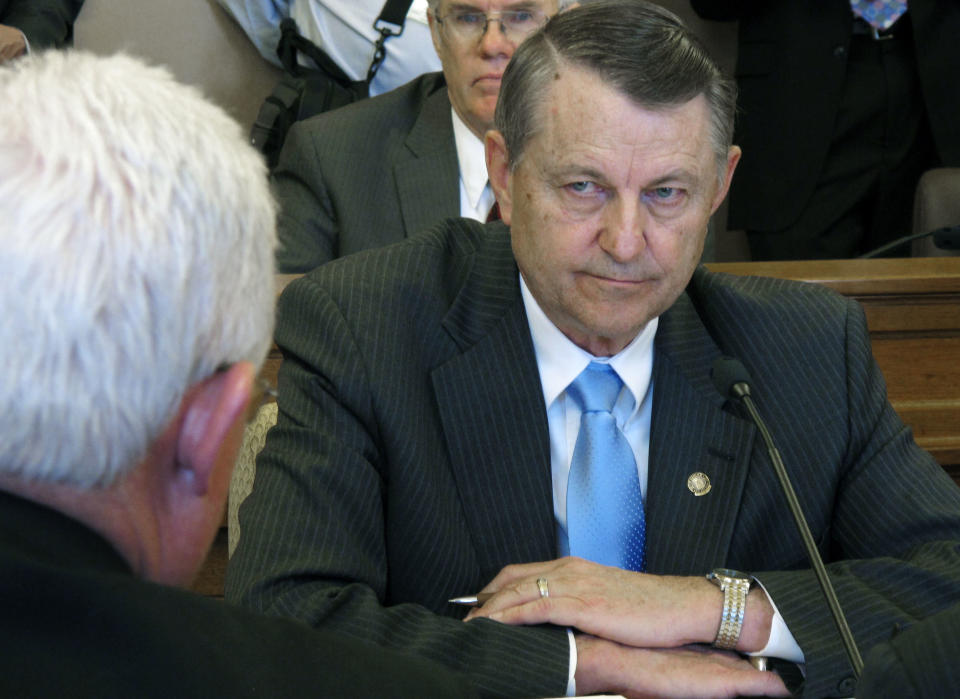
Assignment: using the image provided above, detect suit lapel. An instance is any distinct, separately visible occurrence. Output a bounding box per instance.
[431,228,556,583]
[430,253,761,580]
[644,288,758,575]
[394,88,461,237]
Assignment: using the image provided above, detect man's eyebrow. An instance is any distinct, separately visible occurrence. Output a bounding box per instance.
[445,0,541,11]
[544,164,607,182]
[443,2,482,13]
[645,170,699,187]
[544,165,699,187]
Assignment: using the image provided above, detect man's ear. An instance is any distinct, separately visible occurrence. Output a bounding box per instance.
[485,129,514,225]
[427,7,443,60]
[175,362,254,496]
[712,145,742,214]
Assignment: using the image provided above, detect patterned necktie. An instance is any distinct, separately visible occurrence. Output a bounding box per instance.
[850,0,907,31]
[566,362,646,571]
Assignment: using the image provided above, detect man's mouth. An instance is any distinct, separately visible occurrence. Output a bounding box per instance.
[473,73,503,86]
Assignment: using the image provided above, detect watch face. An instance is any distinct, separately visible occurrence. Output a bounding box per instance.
[714,568,742,579]
[710,568,748,581]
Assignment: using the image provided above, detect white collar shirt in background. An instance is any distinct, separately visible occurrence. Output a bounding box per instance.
[452,108,496,221]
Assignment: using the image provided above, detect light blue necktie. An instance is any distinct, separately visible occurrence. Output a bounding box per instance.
[850,0,907,31]
[566,362,646,572]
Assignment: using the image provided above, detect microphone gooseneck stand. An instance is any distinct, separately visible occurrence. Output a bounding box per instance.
[711,357,864,678]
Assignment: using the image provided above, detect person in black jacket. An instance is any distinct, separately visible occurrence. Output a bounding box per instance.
[0,49,476,698]
[0,0,83,62]
[690,0,960,260]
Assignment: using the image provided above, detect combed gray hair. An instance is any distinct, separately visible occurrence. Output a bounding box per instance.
[494,0,737,181]
[0,51,277,488]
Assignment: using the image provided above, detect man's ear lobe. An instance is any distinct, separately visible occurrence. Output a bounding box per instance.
[427,9,443,58]
[485,130,513,224]
[175,362,254,496]
[712,145,742,214]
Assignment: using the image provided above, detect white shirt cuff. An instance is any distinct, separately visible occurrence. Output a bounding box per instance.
[749,578,805,663]
[566,628,577,695]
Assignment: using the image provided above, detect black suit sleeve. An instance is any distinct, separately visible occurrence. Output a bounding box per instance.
[273,120,340,272]
[226,273,570,698]
[856,604,960,698]
[1,0,83,49]
[751,299,960,697]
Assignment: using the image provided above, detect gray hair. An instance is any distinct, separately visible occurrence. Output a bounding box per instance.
[494,0,737,180]
[0,51,277,488]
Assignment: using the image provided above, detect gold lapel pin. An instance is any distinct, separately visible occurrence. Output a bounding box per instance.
[687,472,711,496]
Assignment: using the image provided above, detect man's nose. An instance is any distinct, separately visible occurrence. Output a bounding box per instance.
[599,199,647,262]
[478,17,515,56]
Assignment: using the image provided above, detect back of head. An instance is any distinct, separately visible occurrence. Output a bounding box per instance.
[0,51,277,488]
[495,0,736,175]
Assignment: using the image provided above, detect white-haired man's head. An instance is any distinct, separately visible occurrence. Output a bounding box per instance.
[0,51,277,489]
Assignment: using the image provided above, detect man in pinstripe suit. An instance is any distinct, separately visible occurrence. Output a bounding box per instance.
[227,2,960,696]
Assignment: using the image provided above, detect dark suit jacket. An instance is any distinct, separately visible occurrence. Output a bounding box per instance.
[690,0,960,232]
[0,490,476,697]
[856,604,960,698]
[227,219,960,698]
[0,0,83,49]
[274,71,460,272]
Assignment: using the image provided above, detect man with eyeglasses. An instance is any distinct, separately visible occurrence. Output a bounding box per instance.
[272,0,566,272]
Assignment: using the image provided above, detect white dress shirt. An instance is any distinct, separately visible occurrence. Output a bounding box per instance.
[519,275,803,693]
[451,108,497,221]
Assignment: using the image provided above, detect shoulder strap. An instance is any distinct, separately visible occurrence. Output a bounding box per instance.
[376,0,416,28]
[277,1,417,87]
[276,18,353,85]
[366,0,416,83]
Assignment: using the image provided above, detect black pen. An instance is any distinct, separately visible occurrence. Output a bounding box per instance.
[448,592,494,607]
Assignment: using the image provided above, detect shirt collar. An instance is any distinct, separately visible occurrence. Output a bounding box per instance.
[520,273,657,421]
[451,107,492,212]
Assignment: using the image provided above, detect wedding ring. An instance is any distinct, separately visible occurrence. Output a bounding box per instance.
[536,577,549,598]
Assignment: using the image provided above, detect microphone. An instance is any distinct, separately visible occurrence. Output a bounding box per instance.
[858,224,960,258]
[710,357,864,677]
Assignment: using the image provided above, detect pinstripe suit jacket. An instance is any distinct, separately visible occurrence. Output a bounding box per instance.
[856,603,960,697]
[227,219,960,698]
[273,71,461,272]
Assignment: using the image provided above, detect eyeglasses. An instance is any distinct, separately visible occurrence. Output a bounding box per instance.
[435,8,548,45]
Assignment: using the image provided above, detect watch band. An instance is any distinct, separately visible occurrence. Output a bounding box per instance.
[706,568,751,650]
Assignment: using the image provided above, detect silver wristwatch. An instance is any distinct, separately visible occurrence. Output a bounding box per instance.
[706,568,751,650]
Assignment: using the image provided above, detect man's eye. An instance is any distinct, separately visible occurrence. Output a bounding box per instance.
[645,186,684,204]
[454,12,485,25]
[567,181,598,195]
[504,10,536,25]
